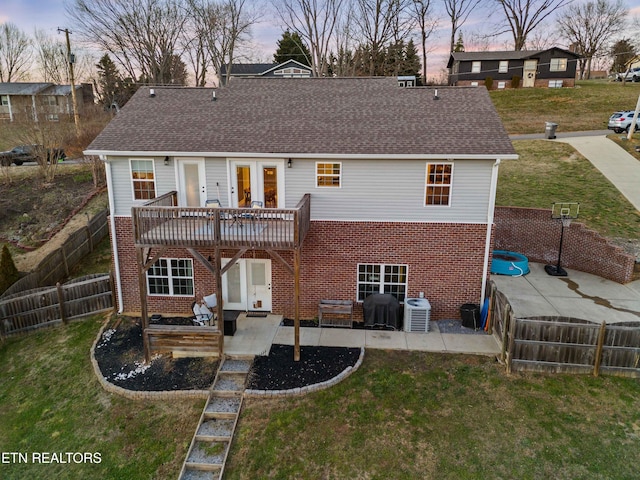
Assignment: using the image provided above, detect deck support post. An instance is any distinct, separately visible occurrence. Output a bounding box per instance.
[137,247,151,362]
[294,247,301,361]
[214,212,224,355]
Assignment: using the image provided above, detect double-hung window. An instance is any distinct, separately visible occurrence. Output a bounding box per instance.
[498,61,509,74]
[471,61,481,73]
[425,162,453,206]
[147,258,194,296]
[316,162,341,187]
[131,159,156,200]
[357,264,408,302]
[550,58,567,72]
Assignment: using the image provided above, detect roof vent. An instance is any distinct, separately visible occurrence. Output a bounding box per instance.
[149,88,155,98]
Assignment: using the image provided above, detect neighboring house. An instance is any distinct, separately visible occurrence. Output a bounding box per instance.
[219,60,313,85]
[0,82,94,122]
[85,78,517,335]
[447,47,581,89]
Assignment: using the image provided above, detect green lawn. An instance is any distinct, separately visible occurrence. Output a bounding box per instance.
[0,317,202,480]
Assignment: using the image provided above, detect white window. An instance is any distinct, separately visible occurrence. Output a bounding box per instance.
[316,162,341,187]
[43,95,58,106]
[0,95,8,106]
[357,264,408,302]
[147,258,194,296]
[499,61,509,74]
[130,159,156,200]
[548,80,563,88]
[471,61,481,73]
[498,81,506,89]
[470,81,479,87]
[46,114,60,122]
[425,162,453,206]
[550,58,567,72]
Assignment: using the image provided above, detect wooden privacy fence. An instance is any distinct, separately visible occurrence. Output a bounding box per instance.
[0,273,113,339]
[2,209,109,298]
[488,280,640,377]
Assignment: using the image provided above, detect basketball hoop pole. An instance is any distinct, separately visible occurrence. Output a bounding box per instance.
[545,202,579,277]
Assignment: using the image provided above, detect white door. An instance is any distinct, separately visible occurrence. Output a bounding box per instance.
[230,160,284,208]
[523,60,537,88]
[222,258,271,311]
[178,159,206,207]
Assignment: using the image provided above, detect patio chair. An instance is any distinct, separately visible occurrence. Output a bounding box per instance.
[191,302,214,326]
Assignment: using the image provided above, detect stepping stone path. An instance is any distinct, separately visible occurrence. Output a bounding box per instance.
[179,356,253,480]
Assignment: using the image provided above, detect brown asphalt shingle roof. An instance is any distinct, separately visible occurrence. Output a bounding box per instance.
[87,77,515,157]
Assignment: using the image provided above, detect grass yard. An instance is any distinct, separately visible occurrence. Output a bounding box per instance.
[0,317,202,480]
[225,350,640,480]
[499,140,640,239]
[490,80,640,134]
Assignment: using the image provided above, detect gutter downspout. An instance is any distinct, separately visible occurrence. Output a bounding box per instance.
[480,158,501,307]
[104,158,124,313]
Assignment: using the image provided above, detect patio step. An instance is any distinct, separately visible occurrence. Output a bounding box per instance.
[179,355,254,480]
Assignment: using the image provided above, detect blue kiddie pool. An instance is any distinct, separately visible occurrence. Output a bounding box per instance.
[491,250,530,276]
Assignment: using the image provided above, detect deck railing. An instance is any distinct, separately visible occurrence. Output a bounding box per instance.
[132,192,310,249]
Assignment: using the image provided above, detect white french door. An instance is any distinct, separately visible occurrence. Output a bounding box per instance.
[230,160,284,208]
[178,159,206,207]
[222,258,272,311]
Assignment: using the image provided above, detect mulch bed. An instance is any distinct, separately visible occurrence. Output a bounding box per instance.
[247,344,361,391]
[94,316,361,392]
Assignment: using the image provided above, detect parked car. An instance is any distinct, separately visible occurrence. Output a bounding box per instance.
[608,111,640,133]
[0,144,66,166]
[615,67,640,82]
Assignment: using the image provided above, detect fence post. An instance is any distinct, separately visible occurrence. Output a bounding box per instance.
[500,303,510,364]
[506,308,517,374]
[593,321,607,377]
[86,225,93,252]
[56,282,67,324]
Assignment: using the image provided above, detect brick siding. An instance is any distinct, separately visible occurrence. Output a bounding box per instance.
[112,217,490,321]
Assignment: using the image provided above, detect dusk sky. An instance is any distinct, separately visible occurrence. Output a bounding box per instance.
[2,0,640,81]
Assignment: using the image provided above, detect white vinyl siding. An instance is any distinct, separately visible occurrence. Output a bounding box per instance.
[285,158,494,223]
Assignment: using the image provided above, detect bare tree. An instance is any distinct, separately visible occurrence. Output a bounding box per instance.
[0,23,32,82]
[67,0,188,84]
[494,0,572,50]
[557,0,626,79]
[275,0,345,77]
[352,0,412,76]
[189,0,259,86]
[411,0,439,83]
[441,0,482,53]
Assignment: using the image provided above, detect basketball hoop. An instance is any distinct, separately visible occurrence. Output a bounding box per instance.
[545,202,579,277]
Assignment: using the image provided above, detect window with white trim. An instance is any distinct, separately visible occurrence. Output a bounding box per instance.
[550,58,567,72]
[548,79,563,88]
[357,264,408,302]
[43,95,58,106]
[498,81,506,89]
[0,95,8,106]
[471,61,481,73]
[147,258,194,296]
[498,61,509,73]
[316,162,341,187]
[130,159,156,200]
[425,162,453,206]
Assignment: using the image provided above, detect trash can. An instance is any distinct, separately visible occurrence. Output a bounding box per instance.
[544,122,558,139]
[460,303,481,329]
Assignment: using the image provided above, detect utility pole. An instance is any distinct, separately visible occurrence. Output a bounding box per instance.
[58,28,81,135]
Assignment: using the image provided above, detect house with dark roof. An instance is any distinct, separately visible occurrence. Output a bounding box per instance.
[219,59,312,85]
[447,47,581,89]
[0,82,94,122]
[85,77,516,356]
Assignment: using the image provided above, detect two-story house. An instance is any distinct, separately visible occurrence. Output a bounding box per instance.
[447,47,581,89]
[219,60,313,85]
[85,78,517,335]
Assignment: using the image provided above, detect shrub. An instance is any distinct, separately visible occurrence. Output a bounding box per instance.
[512,75,521,88]
[0,244,19,293]
[485,76,494,90]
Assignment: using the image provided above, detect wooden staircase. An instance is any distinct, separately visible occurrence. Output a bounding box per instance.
[178,356,253,480]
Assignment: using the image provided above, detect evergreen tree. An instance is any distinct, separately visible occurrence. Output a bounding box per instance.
[610,39,636,74]
[0,244,19,294]
[453,32,465,52]
[274,31,312,66]
[95,54,137,110]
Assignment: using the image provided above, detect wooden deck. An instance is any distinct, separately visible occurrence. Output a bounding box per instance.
[132,192,310,250]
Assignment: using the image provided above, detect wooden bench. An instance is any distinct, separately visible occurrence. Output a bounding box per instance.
[144,324,222,358]
[318,300,354,328]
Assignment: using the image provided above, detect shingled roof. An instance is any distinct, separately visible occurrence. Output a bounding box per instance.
[86,77,516,158]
